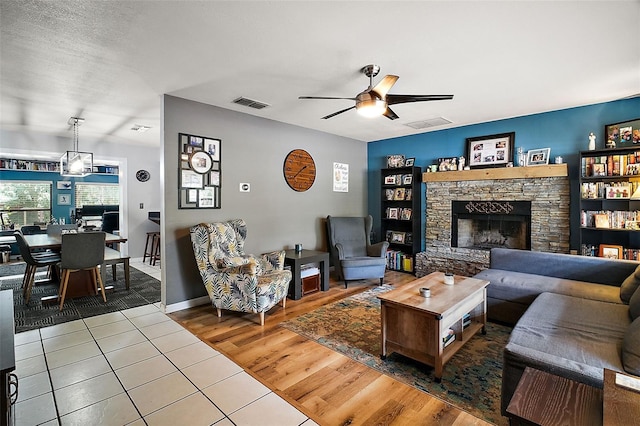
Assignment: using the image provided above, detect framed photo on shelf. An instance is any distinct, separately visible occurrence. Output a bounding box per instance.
[385,189,395,200]
[384,175,396,185]
[526,148,551,166]
[466,132,515,169]
[599,244,623,259]
[591,163,606,177]
[605,118,640,147]
[400,208,412,220]
[405,188,412,201]
[594,213,610,229]
[605,184,631,199]
[386,155,405,168]
[405,158,415,167]
[393,188,406,200]
[402,175,413,185]
[387,207,399,220]
[626,220,640,231]
[391,231,406,244]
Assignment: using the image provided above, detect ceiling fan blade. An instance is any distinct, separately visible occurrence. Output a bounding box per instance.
[383,107,399,120]
[371,75,399,98]
[386,94,454,105]
[299,96,357,100]
[322,106,356,119]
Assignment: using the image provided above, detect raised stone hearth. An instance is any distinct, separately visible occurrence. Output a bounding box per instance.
[415,165,570,277]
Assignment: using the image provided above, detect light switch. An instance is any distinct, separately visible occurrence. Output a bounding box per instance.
[139,203,144,209]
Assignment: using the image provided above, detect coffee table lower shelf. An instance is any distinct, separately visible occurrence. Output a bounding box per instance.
[378,272,489,382]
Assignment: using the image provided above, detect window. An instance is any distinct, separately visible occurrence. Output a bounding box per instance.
[0,181,52,227]
[75,183,119,208]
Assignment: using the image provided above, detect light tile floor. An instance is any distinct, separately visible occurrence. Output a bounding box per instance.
[12,257,317,426]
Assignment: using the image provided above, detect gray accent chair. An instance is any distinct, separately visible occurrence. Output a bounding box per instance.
[326,215,389,288]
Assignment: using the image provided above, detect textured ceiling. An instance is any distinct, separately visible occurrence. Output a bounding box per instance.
[1,1,638,148]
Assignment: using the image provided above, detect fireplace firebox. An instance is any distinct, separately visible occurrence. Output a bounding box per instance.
[451,200,531,250]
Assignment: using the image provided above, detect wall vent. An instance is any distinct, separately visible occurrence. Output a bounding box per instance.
[405,117,452,129]
[232,96,270,110]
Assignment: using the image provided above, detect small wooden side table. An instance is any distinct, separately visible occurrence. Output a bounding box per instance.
[506,367,602,426]
[284,249,329,300]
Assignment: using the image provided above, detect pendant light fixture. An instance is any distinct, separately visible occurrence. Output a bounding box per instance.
[60,117,93,177]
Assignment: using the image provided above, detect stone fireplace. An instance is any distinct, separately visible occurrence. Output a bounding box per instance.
[452,200,531,250]
[415,165,570,277]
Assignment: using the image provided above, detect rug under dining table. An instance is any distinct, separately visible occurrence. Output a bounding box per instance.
[0,262,161,333]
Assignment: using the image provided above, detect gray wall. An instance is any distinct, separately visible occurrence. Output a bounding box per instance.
[0,128,161,257]
[161,95,367,307]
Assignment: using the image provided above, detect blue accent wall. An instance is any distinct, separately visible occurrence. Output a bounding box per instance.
[367,97,640,251]
[0,170,118,224]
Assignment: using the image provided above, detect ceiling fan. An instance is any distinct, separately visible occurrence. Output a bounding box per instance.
[299,64,454,120]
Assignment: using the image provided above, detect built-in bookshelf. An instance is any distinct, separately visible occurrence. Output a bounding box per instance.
[0,158,118,175]
[381,166,421,273]
[579,147,640,259]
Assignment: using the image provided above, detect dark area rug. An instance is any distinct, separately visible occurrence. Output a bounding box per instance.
[0,262,161,333]
[281,284,510,426]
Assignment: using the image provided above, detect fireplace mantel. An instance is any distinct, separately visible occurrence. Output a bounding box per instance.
[422,164,568,183]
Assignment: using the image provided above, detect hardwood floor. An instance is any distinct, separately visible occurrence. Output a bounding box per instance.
[169,271,492,425]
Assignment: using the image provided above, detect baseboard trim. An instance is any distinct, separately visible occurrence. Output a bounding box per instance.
[163,296,210,313]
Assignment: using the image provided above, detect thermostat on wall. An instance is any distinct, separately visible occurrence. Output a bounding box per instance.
[239,183,250,192]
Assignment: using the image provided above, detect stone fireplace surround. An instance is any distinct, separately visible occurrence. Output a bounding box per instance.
[415,165,570,277]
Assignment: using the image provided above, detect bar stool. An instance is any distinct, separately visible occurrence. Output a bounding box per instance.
[143,231,160,264]
[151,234,161,266]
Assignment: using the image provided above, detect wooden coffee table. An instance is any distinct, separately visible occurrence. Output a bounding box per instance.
[378,271,489,381]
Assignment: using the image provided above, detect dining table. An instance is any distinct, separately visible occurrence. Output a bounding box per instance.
[23,232,128,302]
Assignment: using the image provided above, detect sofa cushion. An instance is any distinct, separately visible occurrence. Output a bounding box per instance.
[622,317,640,375]
[621,264,640,303]
[630,285,640,320]
[505,292,629,386]
[476,269,623,306]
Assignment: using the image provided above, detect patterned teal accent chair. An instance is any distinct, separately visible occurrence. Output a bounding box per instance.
[326,215,389,288]
[190,220,292,326]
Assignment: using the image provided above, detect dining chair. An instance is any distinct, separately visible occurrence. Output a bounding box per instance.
[46,224,78,237]
[13,232,61,304]
[20,225,42,235]
[58,231,107,310]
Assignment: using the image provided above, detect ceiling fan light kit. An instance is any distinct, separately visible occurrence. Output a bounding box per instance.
[356,94,387,117]
[299,64,454,120]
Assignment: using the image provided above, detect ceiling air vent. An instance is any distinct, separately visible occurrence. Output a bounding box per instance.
[232,97,270,110]
[405,117,452,129]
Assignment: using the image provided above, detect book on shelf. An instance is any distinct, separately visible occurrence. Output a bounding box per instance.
[385,249,413,272]
[443,328,456,348]
[581,210,640,229]
[300,265,320,279]
[582,152,640,178]
[463,312,471,329]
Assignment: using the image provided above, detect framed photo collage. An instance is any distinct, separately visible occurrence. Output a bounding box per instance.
[178,133,222,209]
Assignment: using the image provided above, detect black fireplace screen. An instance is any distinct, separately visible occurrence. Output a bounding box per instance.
[451,200,531,250]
